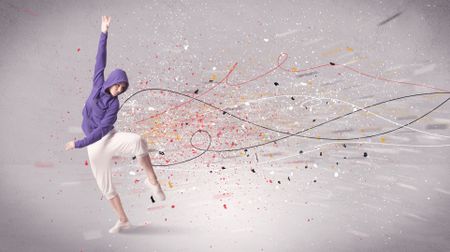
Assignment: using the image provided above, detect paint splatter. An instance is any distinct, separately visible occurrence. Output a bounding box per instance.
[34,161,54,168]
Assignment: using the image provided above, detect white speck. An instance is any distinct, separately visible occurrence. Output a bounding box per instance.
[212,67,217,70]
[129,171,136,176]
[148,106,156,111]
[264,38,269,42]
[334,172,339,177]
[270,171,274,175]
[288,106,293,110]
[183,44,189,50]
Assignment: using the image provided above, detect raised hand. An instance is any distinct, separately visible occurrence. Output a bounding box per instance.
[101,16,111,33]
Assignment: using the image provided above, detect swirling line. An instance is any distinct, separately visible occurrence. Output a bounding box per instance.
[120,88,450,166]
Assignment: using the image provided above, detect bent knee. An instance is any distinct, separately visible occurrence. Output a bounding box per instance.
[105,191,118,200]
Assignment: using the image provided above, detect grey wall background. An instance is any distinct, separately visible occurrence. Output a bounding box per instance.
[1,0,450,251]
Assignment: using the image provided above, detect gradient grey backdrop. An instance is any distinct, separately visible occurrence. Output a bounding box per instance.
[1,0,450,251]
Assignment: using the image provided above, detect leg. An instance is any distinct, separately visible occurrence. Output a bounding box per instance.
[87,138,129,224]
[109,195,128,222]
[106,132,166,200]
[137,153,159,185]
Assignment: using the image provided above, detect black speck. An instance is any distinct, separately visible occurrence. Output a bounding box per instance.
[299,150,303,154]
[305,165,308,169]
[291,97,295,100]
[363,152,368,157]
[343,144,347,148]
[159,151,165,155]
[194,89,199,94]
[132,156,136,160]
[274,82,279,86]
[336,162,339,165]
[330,62,335,65]
[209,170,213,173]
[320,152,323,156]
[312,119,316,122]
[251,168,256,173]
[221,166,226,170]
[288,177,291,181]
[150,196,155,203]
[313,179,317,183]
[223,111,227,115]
[277,181,281,184]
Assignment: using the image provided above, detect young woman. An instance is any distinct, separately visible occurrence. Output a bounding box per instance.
[65,16,166,234]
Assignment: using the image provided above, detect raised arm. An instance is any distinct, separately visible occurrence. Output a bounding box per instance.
[93,16,111,87]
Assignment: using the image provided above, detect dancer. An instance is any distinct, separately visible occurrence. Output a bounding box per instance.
[65,16,166,234]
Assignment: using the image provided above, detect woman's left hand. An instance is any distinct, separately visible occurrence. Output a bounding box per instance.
[65,140,75,151]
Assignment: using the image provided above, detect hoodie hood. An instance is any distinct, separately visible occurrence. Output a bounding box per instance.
[101,68,129,94]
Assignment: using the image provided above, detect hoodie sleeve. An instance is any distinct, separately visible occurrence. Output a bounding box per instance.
[74,99,119,149]
[93,32,108,88]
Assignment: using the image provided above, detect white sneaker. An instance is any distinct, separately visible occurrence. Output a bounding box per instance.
[144,178,166,201]
[108,220,132,234]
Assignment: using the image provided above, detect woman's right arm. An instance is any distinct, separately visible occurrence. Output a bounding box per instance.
[93,16,111,87]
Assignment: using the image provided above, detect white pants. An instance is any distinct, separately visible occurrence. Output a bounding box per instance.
[87,128,149,200]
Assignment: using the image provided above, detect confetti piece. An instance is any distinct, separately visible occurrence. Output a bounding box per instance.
[168,181,173,188]
[77,48,80,52]
[223,204,227,209]
[34,161,54,168]
[291,67,298,72]
[380,137,385,143]
[171,205,175,208]
[84,160,88,166]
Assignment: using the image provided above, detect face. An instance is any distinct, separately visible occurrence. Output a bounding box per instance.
[109,83,127,97]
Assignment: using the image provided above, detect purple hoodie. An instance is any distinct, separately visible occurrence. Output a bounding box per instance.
[75,32,129,149]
